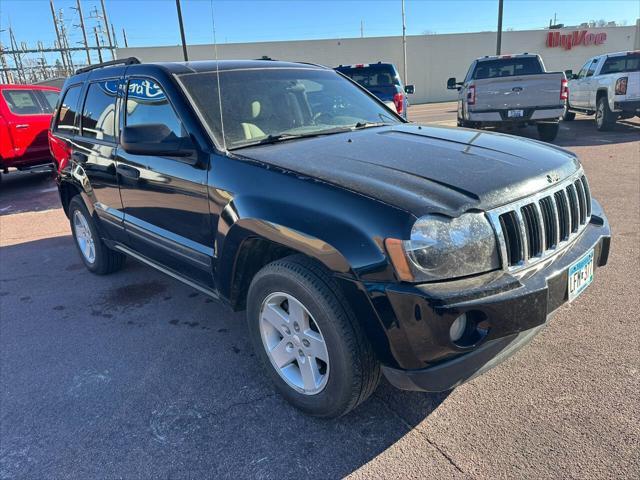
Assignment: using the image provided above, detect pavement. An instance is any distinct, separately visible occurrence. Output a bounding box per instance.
[1,104,639,479]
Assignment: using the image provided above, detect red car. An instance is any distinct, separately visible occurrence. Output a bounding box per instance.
[0,84,60,182]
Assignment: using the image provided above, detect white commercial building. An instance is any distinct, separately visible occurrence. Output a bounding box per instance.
[118,22,640,104]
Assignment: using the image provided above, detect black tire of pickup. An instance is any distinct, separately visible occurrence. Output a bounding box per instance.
[537,122,559,142]
[247,255,380,418]
[596,96,615,131]
[68,196,126,275]
[562,105,576,121]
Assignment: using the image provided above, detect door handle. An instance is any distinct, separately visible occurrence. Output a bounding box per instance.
[116,164,140,180]
[15,124,29,129]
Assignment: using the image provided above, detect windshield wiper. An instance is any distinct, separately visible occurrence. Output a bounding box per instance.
[353,121,390,129]
[229,127,355,150]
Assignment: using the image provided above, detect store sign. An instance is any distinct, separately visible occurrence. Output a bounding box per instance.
[546,30,607,50]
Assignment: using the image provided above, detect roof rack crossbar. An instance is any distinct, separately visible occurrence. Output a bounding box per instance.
[75,57,141,75]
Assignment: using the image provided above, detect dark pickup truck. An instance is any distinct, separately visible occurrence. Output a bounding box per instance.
[51,58,610,418]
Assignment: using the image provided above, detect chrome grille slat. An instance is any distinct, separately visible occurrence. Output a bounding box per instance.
[486,170,591,272]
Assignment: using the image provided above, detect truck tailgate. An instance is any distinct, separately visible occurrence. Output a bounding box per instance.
[624,72,640,100]
[472,73,563,110]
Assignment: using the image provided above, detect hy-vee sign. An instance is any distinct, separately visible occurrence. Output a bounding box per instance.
[546,30,607,50]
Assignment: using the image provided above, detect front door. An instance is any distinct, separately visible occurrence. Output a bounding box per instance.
[116,77,214,289]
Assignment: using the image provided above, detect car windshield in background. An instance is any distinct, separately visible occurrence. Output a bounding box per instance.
[178,68,400,149]
[473,57,543,80]
[601,54,640,74]
[335,64,400,87]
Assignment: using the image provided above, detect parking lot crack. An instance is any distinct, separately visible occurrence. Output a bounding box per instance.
[375,396,467,476]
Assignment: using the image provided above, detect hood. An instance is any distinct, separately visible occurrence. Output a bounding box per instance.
[236,124,581,217]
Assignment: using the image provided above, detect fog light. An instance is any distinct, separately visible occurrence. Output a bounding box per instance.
[449,313,467,342]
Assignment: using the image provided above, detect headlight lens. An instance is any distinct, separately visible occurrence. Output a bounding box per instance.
[402,213,499,281]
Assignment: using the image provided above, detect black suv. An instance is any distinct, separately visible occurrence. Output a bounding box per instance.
[50,58,610,418]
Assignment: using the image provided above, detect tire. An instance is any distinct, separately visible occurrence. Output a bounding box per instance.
[595,96,615,131]
[247,255,380,418]
[68,196,125,275]
[562,105,576,121]
[537,122,559,142]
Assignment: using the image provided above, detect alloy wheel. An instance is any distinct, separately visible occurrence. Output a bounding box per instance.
[259,292,330,395]
[73,210,96,264]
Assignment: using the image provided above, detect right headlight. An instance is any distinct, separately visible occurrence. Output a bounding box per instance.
[402,213,500,281]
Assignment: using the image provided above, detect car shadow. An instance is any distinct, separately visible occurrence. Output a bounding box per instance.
[0,169,59,216]
[0,235,452,479]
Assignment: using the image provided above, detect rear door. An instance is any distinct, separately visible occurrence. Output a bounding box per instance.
[116,76,214,288]
[0,88,52,165]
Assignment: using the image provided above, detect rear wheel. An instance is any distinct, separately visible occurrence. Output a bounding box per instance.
[537,122,559,142]
[562,104,576,121]
[68,196,125,274]
[247,255,380,418]
[595,96,615,131]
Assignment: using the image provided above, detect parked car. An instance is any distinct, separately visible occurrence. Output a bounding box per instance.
[563,50,640,130]
[0,84,60,182]
[51,58,610,418]
[335,62,414,119]
[448,54,567,141]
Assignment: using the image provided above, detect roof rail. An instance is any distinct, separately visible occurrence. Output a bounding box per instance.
[75,57,141,75]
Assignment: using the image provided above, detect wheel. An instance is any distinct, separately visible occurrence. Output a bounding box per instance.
[537,122,559,142]
[562,104,576,121]
[68,196,126,275]
[595,96,615,131]
[247,255,380,418]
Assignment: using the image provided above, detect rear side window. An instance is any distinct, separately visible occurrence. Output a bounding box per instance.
[1,90,44,115]
[125,78,184,138]
[336,64,400,87]
[81,81,118,142]
[601,55,640,74]
[55,85,82,134]
[472,57,543,79]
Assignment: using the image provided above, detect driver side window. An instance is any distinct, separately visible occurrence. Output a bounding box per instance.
[577,60,592,79]
[125,78,185,139]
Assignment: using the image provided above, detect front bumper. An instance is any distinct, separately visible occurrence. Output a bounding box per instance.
[371,200,610,392]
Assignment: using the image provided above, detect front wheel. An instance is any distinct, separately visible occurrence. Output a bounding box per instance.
[595,96,615,131]
[247,255,380,418]
[68,196,126,274]
[537,122,559,142]
[562,105,576,121]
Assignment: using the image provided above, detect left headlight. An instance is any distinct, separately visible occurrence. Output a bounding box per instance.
[402,213,500,281]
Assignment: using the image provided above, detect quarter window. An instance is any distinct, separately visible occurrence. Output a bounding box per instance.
[125,78,184,138]
[55,85,82,133]
[81,81,118,142]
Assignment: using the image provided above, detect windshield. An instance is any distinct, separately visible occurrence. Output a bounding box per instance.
[472,57,543,80]
[178,67,400,150]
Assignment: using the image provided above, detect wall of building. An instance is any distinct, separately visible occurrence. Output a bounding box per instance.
[118,23,639,104]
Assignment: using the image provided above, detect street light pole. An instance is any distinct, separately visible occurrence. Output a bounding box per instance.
[496,0,504,55]
[401,0,407,83]
[176,0,189,61]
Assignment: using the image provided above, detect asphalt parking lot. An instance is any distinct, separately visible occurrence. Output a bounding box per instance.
[1,103,638,479]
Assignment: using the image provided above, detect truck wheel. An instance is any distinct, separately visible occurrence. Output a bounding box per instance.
[537,122,559,142]
[247,255,380,418]
[595,96,615,131]
[562,105,576,121]
[68,196,126,275]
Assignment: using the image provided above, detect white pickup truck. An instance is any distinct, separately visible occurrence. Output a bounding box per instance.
[564,51,640,130]
[448,54,567,141]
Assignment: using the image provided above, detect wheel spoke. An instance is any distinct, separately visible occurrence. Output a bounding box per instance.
[270,339,294,368]
[288,299,308,328]
[299,356,321,391]
[262,303,289,333]
[304,331,328,363]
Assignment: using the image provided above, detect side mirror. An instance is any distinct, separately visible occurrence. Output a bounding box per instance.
[404,84,415,95]
[121,124,197,164]
[447,77,458,90]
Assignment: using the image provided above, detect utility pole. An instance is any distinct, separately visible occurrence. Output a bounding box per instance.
[58,9,75,71]
[8,27,24,83]
[37,41,49,80]
[94,27,103,63]
[496,0,504,55]
[49,0,68,74]
[100,0,115,59]
[401,0,407,84]
[122,28,129,48]
[111,24,118,48]
[73,0,91,65]
[175,0,189,61]
[0,44,11,83]
[360,20,364,38]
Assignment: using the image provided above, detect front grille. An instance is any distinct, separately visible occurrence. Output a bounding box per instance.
[488,171,592,270]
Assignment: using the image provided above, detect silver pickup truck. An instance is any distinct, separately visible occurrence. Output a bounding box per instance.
[448,54,567,141]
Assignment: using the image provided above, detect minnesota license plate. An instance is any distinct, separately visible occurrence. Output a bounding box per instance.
[508,109,524,118]
[568,249,594,302]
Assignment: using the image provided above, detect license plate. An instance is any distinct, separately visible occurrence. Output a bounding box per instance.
[508,109,524,118]
[567,249,594,302]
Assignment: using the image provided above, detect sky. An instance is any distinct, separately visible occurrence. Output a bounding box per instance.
[1,0,638,67]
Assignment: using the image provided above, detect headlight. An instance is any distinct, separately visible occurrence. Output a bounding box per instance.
[402,213,500,281]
